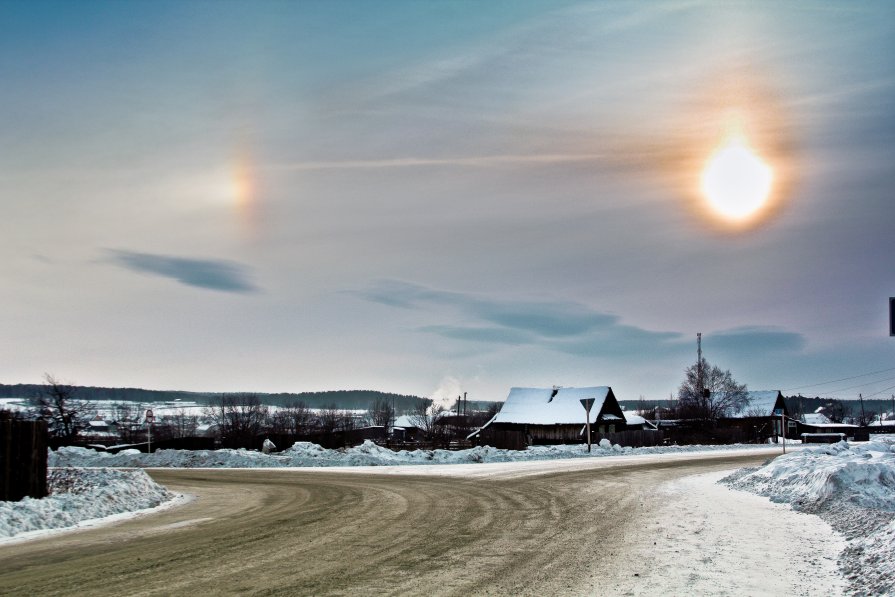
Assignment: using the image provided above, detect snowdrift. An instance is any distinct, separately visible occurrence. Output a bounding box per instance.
[50,439,774,469]
[726,439,895,513]
[0,468,175,539]
[725,437,895,596]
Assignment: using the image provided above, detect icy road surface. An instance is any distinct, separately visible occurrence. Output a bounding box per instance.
[0,449,845,596]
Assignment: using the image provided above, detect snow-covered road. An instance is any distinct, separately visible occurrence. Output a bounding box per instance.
[3,438,893,595]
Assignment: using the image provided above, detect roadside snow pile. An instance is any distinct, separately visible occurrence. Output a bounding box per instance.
[51,439,771,469]
[0,468,175,539]
[724,437,895,596]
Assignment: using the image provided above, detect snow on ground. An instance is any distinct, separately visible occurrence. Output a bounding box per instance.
[49,438,793,469]
[597,469,847,596]
[0,468,180,542]
[7,441,784,543]
[8,437,894,595]
[723,436,895,596]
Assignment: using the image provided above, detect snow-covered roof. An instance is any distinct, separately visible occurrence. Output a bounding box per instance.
[868,420,895,427]
[486,386,615,426]
[801,413,832,425]
[727,391,783,418]
[622,412,658,430]
[393,415,418,429]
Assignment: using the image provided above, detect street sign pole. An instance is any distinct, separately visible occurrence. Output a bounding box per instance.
[889,297,894,337]
[774,407,785,454]
[146,409,155,454]
[782,411,785,454]
[580,398,596,453]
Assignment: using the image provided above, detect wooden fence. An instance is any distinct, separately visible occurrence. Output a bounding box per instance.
[474,427,666,450]
[592,429,666,448]
[0,417,48,501]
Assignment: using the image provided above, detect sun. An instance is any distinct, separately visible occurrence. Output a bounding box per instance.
[701,131,773,222]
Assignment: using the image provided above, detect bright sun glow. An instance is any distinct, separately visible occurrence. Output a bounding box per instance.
[701,134,773,222]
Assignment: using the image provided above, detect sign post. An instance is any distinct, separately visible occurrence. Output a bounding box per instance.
[774,408,785,454]
[890,297,894,337]
[580,398,596,453]
[146,409,155,454]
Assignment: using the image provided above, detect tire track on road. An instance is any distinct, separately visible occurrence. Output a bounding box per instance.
[0,454,770,596]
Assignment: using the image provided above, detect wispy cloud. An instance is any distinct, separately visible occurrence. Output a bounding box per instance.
[354,280,810,366]
[708,326,806,355]
[353,279,685,358]
[105,250,258,293]
[269,153,607,172]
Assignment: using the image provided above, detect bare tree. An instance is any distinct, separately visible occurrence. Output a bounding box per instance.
[168,408,198,438]
[315,403,359,447]
[204,393,269,448]
[29,374,90,444]
[367,397,395,430]
[409,403,447,444]
[821,399,851,424]
[112,401,143,425]
[317,404,342,438]
[270,400,313,436]
[677,358,748,421]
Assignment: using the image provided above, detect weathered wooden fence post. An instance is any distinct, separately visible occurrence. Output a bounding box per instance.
[0,416,49,501]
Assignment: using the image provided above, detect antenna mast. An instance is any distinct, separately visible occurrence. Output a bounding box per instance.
[696,333,703,397]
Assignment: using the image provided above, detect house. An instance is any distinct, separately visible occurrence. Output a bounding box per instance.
[868,417,895,431]
[80,415,120,442]
[391,414,421,442]
[799,412,859,437]
[469,386,626,448]
[622,411,658,431]
[719,391,795,441]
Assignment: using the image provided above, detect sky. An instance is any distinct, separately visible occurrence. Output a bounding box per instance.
[1,1,894,405]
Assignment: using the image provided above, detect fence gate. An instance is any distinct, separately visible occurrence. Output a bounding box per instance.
[0,417,49,501]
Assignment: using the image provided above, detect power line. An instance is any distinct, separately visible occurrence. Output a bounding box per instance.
[783,366,895,392]
[862,383,895,400]
[819,373,895,396]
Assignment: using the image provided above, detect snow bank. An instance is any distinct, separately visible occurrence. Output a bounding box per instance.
[724,436,895,596]
[0,468,175,540]
[50,439,782,469]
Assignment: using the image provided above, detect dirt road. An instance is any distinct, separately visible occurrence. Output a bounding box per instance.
[0,453,771,596]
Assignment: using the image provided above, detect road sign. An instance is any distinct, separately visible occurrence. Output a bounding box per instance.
[890,297,895,336]
[146,409,154,454]
[580,398,596,453]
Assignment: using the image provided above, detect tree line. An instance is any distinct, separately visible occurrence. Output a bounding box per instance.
[0,383,429,411]
[1,375,500,450]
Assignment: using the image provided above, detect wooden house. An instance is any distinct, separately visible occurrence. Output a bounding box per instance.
[719,390,796,441]
[798,413,858,437]
[469,386,626,447]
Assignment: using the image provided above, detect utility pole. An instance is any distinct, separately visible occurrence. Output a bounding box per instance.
[859,393,867,427]
[696,333,705,401]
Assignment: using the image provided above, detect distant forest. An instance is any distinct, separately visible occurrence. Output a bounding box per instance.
[0,384,431,412]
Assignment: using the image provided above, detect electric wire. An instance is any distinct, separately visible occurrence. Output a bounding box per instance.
[782,365,895,393]
[814,373,895,397]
